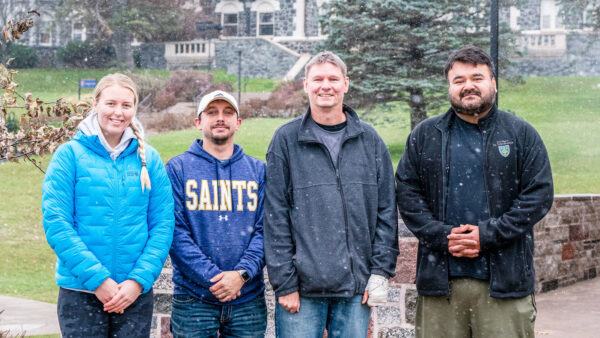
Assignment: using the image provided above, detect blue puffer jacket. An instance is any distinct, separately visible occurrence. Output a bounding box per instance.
[42,131,174,293]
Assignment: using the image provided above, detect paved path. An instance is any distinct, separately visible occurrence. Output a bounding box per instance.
[1,277,599,337]
[0,295,59,336]
[535,277,600,337]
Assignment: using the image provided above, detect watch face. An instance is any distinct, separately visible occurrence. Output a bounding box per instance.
[241,271,251,282]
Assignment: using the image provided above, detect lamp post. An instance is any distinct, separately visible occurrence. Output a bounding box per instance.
[238,50,242,104]
[491,0,499,102]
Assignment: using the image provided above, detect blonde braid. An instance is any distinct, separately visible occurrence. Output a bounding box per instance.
[130,121,151,192]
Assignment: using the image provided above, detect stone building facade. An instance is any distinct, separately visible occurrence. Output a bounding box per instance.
[6,1,600,78]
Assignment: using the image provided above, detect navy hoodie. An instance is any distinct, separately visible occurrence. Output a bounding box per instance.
[166,140,266,305]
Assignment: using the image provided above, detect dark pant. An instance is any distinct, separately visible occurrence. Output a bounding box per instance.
[170,294,267,338]
[57,287,154,338]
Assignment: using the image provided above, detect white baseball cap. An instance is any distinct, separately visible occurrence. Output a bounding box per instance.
[196,90,239,118]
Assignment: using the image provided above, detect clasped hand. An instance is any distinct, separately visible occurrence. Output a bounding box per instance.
[447,224,481,258]
[209,271,244,302]
[94,278,143,314]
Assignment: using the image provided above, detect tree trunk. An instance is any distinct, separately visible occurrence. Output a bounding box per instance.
[111,0,134,70]
[408,87,427,130]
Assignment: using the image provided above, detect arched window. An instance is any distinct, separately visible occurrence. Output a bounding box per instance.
[216,1,243,36]
[252,0,279,36]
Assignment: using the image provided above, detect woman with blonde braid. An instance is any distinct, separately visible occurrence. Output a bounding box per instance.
[42,73,174,337]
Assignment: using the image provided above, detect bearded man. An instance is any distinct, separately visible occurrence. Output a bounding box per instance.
[395,45,554,338]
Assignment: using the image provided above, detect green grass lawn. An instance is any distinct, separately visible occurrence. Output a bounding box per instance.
[10,68,275,104]
[499,77,600,194]
[1,76,598,304]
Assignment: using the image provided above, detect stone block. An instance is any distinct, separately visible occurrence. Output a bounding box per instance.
[559,209,580,225]
[388,287,402,303]
[547,225,569,242]
[161,316,173,338]
[405,289,417,325]
[397,220,415,238]
[572,195,593,201]
[541,279,558,293]
[391,241,417,284]
[164,255,172,269]
[155,271,174,291]
[570,224,589,241]
[377,327,415,338]
[562,243,575,260]
[153,293,172,314]
[376,305,404,325]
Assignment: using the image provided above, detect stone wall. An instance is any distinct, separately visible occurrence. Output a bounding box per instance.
[150,195,600,337]
[276,0,296,36]
[517,0,541,30]
[35,47,58,68]
[136,44,167,70]
[533,195,600,293]
[214,38,299,78]
[305,0,320,37]
[278,39,320,54]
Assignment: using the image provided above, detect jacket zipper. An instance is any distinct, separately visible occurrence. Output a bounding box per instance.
[479,123,495,294]
[317,137,358,293]
[112,157,119,280]
[440,127,451,296]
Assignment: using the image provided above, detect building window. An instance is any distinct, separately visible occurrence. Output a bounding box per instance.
[38,21,52,46]
[72,22,86,41]
[222,13,238,36]
[542,15,551,29]
[258,12,274,36]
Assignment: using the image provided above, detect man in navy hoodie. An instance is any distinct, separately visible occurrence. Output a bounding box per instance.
[166,91,267,337]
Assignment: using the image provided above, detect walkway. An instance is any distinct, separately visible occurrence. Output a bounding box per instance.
[0,295,59,336]
[1,277,599,337]
[535,277,600,337]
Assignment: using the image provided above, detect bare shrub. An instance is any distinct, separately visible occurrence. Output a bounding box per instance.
[239,80,307,118]
[200,82,234,98]
[153,70,215,110]
[141,110,196,133]
[125,72,167,109]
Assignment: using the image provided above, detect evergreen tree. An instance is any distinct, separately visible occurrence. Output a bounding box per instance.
[557,0,600,30]
[320,0,520,128]
[59,0,195,69]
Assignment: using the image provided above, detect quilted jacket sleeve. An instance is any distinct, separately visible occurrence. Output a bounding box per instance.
[42,143,112,291]
[127,148,175,293]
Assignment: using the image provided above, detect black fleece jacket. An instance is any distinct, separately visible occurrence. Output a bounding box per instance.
[396,107,553,298]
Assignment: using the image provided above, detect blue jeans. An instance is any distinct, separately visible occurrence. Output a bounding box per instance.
[275,295,371,338]
[170,293,267,338]
[57,287,153,338]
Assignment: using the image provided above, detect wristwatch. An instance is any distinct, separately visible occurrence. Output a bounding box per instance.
[237,270,250,283]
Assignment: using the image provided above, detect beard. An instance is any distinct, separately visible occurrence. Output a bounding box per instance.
[450,88,496,116]
[206,125,232,145]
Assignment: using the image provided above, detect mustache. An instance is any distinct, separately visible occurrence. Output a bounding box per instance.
[460,89,481,98]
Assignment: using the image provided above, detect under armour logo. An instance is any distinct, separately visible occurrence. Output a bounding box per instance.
[219,215,228,221]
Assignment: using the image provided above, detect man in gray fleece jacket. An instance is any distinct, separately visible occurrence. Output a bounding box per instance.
[264,51,399,338]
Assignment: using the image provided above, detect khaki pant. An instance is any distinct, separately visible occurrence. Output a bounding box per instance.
[415,278,536,338]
